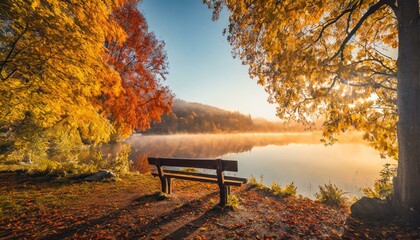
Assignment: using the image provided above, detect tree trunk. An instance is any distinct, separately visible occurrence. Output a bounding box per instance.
[394,0,420,225]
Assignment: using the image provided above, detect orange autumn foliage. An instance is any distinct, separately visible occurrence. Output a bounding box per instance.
[104,1,173,141]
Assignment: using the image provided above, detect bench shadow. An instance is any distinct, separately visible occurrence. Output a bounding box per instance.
[41,191,220,239]
[163,205,225,240]
[136,191,219,238]
[41,193,161,240]
[162,186,251,239]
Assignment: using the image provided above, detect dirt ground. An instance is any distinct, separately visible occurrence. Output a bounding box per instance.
[0,172,419,239]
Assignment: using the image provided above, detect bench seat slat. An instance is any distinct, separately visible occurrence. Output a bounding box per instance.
[151,172,244,186]
[155,170,247,183]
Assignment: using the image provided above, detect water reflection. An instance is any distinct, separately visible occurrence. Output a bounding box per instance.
[125,132,364,158]
[224,143,390,197]
[116,132,390,198]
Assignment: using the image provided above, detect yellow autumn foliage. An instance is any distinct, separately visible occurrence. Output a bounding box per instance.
[0,0,126,162]
[206,0,398,159]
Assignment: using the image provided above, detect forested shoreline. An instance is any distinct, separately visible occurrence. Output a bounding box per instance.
[145,99,317,134]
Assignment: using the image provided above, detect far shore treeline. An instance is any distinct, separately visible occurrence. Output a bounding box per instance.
[144,99,318,134]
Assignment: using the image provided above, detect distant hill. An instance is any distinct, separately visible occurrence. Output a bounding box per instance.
[171,99,235,117]
[144,99,316,134]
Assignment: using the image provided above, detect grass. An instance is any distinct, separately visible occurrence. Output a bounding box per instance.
[226,194,240,210]
[248,174,269,190]
[271,181,297,198]
[248,175,297,198]
[314,183,348,207]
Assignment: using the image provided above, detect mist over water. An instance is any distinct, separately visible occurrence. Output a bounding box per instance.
[120,132,391,198]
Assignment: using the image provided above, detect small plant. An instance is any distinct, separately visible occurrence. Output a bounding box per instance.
[248,174,261,187]
[271,181,297,198]
[363,163,396,200]
[351,196,360,204]
[248,174,269,190]
[226,195,239,210]
[271,181,282,195]
[258,174,264,186]
[248,175,259,186]
[283,182,297,197]
[315,183,348,206]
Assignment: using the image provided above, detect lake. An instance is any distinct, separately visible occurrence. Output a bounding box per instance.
[120,132,392,198]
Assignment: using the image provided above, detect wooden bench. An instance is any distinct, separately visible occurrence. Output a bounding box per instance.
[148,157,247,206]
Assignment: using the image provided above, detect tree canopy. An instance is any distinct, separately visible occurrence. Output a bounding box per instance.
[205,0,398,159]
[103,1,173,142]
[0,0,172,162]
[205,0,420,225]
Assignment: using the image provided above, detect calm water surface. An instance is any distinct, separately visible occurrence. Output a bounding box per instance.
[121,132,392,198]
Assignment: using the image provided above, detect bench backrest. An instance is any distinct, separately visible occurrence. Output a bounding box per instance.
[148,157,238,172]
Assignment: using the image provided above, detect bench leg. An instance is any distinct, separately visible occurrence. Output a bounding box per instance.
[159,177,168,193]
[167,178,173,194]
[219,186,229,207]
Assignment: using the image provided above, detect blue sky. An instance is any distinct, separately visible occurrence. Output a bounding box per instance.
[139,0,278,120]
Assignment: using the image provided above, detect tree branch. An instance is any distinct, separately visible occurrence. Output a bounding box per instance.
[313,0,362,44]
[0,21,29,81]
[330,0,389,61]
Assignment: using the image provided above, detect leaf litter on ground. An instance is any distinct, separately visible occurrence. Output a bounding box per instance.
[0,172,419,239]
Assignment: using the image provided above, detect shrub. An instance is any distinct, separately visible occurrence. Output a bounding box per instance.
[3,144,133,177]
[362,163,396,200]
[85,145,132,175]
[315,183,348,206]
[103,146,132,175]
